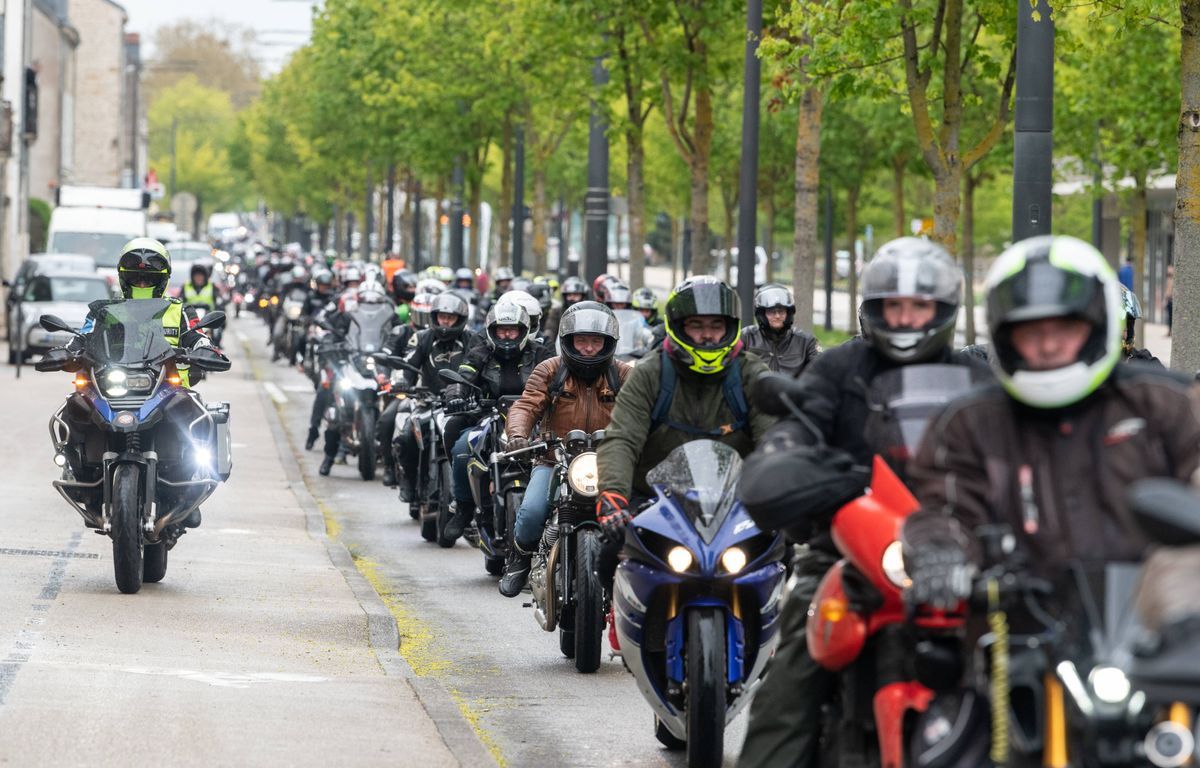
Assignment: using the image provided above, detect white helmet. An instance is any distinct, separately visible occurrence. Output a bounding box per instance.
[497,289,544,337]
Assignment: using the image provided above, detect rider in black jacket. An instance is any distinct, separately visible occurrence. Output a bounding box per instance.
[740,283,819,377]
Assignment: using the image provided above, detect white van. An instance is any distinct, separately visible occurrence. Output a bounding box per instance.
[47,186,149,275]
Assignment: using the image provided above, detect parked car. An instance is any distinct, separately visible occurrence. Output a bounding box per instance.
[9,271,114,362]
[722,246,768,288]
[5,254,100,363]
[170,241,216,266]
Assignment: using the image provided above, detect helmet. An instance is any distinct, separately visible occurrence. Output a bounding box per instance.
[558,301,619,381]
[536,274,560,295]
[357,279,390,304]
[753,283,795,338]
[510,276,534,293]
[485,301,531,360]
[312,268,335,293]
[454,267,474,289]
[341,265,364,286]
[663,276,742,375]
[191,262,211,279]
[363,263,383,284]
[632,287,659,324]
[561,276,590,309]
[410,292,435,330]
[592,274,625,304]
[117,238,172,298]
[986,235,1122,409]
[290,264,308,283]
[494,266,515,285]
[497,289,544,336]
[391,270,417,303]
[416,277,445,295]
[859,237,962,363]
[525,282,553,314]
[428,291,470,342]
[1119,284,1142,347]
[605,283,633,309]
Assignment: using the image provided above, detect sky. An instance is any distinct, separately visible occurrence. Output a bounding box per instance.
[116,0,320,73]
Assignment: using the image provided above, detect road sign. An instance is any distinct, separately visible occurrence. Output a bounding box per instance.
[171,192,198,229]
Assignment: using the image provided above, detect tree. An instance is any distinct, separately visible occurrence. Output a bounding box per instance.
[1175,0,1200,373]
[144,21,262,108]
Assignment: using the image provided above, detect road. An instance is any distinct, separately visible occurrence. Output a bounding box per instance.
[0,313,747,767]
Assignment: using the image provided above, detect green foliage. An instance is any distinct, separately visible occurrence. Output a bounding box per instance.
[29,198,50,253]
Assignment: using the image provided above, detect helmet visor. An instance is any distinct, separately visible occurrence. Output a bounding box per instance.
[754,285,793,310]
[668,280,740,321]
[559,304,619,340]
[988,258,1103,326]
[862,252,961,303]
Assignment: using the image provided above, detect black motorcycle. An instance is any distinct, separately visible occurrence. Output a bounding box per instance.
[515,430,607,673]
[35,300,231,594]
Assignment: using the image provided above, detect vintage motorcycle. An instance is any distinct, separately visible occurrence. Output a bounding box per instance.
[35,301,231,594]
[613,440,788,768]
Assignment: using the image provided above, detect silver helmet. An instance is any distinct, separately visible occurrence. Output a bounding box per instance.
[859,237,962,363]
[558,301,619,381]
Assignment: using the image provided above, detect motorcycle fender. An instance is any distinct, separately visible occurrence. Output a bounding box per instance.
[873,682,934,768]
[101,451,155,523]
[806,561,869,671]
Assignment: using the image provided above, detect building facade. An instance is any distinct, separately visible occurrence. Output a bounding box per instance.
[29,0,78,204]
[66,0,125,187]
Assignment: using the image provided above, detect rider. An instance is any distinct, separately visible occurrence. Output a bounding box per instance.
[560,276,590,312]
[68,238,229,525]
[498,302,633,596]
[740,283,819,377]
[631,286,666,349]
[595,276,776,563]
[527,281,556,339]
[390,270,418,325]
[454,268,476,292]
[736,237,986,768]
[483,266,515,311]
[442,303,554,543]
[902,235,1200,613]
[1120,284,1162,364]
[387,292,475,490]
[182,263,219,310]
[497,289,546,340]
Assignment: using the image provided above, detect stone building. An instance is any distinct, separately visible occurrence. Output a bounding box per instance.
[29,0,79,204]
[66,0,126,187]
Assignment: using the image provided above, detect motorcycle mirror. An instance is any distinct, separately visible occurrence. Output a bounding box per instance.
[385,356,421,375]
[34,347,71,372]
[438,368,466,385]
[39,314,80,335]
[194,310,226,331]
[187,355,232,372]
[1127,479,1200,546]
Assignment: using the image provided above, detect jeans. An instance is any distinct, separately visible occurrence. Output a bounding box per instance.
[451,429,475,506]
[512,464,555,550]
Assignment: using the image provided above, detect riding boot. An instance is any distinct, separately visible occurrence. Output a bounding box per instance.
[498,545,533,598]
[305,427,319,451]
[443,500,474,541]
[382,462,397,488]
[319,455,334,476]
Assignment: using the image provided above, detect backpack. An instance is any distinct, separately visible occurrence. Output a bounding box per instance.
[649,348,750,437]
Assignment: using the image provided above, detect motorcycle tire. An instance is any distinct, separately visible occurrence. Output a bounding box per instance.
[143,541,168,583]
[559,627,576,659]
[357,408,377,481]
[435,462,456,548]
[111,463,145,595]
[654,716,686,751]
[685,607,727,768]
[573,529,604,673]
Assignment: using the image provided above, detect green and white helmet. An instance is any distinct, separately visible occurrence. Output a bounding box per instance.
[985,235,1122,408]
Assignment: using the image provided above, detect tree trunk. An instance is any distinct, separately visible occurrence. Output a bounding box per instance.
[792,83,824,331]
[688,78,715,275]
[1175,0,1200,373]
[846,185,859,333]
[470,175,484,271]
[400,173,414,263]
[532,168,549,275]
[932,165,962,255]
[764,195,776,284]
[498,116,514,269]
[963,172,978,345]
[432,177,446,264]
[892,155,907,237]
[627,127,646,289]
[1131,178,1148,346]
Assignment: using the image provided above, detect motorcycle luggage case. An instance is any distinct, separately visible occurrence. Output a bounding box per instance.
[206,401,233,481]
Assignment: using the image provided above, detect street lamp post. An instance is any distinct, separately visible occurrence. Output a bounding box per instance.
[584,54,609,285]
[513,124,525,275]
[1012,0,1054,241]
[736,0,763,323]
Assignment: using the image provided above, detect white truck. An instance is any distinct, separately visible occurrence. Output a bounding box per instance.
[47,186,149,275]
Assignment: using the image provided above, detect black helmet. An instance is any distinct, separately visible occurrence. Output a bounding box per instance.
[391,270,417,303]
[561,276,590,309]
[663,276,741,375]
[312,268,335,293]
[428,292,470,342]
[485,301,531,360]
[558,301,619,381]
[191,262,211,279]
[631,287,659,324]
[525,281,553,315]
[117,238,172,299]
[753,283,795,339]
[859,237,962,364]
[410,292,435,330]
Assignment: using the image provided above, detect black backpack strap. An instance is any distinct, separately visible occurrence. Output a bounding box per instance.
[650,350,750,438]
[649,349,676,433]
[605,363,622,397]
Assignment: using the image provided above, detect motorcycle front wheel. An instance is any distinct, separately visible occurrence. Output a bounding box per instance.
[435,460,456,548]
[111,463,145,595]
[356,407,377,481]
[685,607,727,768]
[573,529,604,673]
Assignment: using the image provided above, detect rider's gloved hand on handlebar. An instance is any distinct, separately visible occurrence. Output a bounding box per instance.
[903,543,976,611]
[446,398,468,413]
[598,491,632,543]
[506,436,530,453]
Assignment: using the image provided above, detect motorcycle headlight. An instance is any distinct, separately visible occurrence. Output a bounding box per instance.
[721,546,747,574]
[1090,665,1131,704]
[102,369,128,397]
[566,452,599,497]
[285,304,303,320]
[881,541,911,589]
[667,546,694,573]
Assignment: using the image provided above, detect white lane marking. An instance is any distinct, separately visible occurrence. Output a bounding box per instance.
[120,667,328,689]
[235,331,249,344]
[263,382,288,404]
[214,528,256,535]
[282,384,312,393]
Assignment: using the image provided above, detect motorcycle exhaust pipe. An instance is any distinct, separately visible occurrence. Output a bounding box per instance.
[1144,721,1195,768]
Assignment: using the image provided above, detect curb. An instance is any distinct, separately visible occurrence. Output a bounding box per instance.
[242,337,498,768]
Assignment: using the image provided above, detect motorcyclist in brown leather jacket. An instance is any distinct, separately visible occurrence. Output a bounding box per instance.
[498,301,632,597]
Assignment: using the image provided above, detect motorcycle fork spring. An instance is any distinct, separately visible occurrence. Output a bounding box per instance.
[540,522,559,554]
[125,433,141,452]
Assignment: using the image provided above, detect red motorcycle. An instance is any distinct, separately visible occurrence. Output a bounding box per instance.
[804,364,984,768]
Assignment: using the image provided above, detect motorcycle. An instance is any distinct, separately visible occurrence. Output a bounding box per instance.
[393,386,455,545]
[613,440,787,767]
[273,287,308,363]
[319,303,392,481]
[513,429,609,673]
[34,301,231,594]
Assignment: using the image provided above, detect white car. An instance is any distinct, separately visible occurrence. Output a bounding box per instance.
[13,271,115,361]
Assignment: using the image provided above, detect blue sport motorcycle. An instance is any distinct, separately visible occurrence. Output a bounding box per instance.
[613,440,787,768]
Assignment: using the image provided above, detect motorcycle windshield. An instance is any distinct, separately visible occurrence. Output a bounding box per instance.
[646,440,743,543]
[85,299,175,367]
[346,303,392,353]
[864,364,987,468]
[613,309,651,357]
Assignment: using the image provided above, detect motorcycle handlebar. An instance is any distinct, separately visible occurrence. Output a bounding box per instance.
[495,441,549,461]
